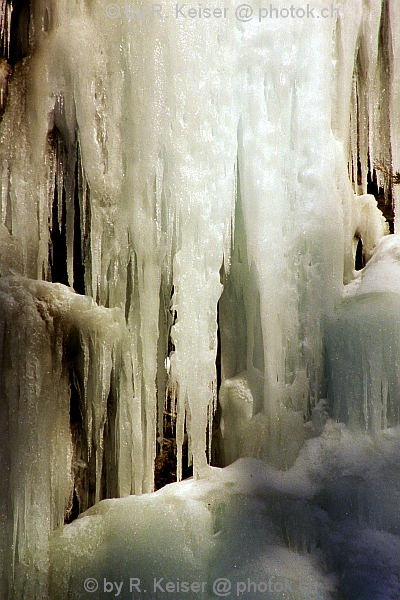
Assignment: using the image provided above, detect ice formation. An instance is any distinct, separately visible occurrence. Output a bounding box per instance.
[0,0,400,598]
[49,424,400,599]
[0,276,142,597]
[327,234,400,431]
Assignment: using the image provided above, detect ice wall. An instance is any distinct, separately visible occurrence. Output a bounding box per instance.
[0,0,393,482]
[0,0,398,598]
[0,0,240,487]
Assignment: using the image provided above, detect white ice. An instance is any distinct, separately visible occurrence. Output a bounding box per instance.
[0,0,399,598]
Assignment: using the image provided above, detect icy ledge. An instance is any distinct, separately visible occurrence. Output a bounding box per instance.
[50,421,400,600]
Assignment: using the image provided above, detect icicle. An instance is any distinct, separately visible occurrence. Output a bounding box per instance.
[0,0,12,59]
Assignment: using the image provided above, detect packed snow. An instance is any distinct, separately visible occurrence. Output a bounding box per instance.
[50,422,400,599]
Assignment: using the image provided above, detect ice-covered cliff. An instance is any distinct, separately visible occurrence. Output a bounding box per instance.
[0,0,399,598]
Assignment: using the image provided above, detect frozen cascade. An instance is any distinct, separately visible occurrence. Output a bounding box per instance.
[0,0,400,598]
[0,276,139,598]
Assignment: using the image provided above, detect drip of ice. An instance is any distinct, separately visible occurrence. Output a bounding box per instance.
[0,0,399,598]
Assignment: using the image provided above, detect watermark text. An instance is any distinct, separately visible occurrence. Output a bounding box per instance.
[84,576,324,596]
[105,3,340,23]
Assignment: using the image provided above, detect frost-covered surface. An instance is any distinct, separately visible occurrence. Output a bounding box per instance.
[50,422,400,600]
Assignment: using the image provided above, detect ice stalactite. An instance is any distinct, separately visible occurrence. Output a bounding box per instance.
[0,0,240,486]
[0,1,12,60]
[217,1,390,467]
[232,13,346,466]
[0,276,139,598]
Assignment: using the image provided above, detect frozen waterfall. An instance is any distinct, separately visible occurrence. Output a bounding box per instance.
[0,0,400,598]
